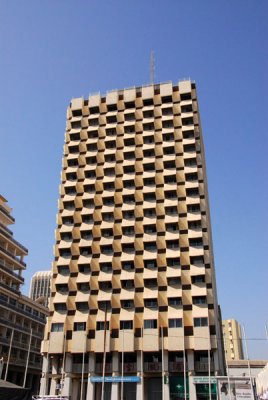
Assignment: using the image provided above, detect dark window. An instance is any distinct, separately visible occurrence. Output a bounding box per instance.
[58,266,70,275]
[167,258,180,267]
[167,277,181,286]
[121,300,134,309]
[186,188,199,197]
[84,184,95,193]
[124,113,135,121]
[65,187,76,195]
[51,323,64,332]
[125,125,135,134]
[143,177,155,186]
[144,279,157,288]
[166,240,179,249]
[122,261,134,271]
[122,226,135,236]
[104,167,115,176]
[78,264,91,274]
[96,321,109,330]
[64,201,75,210]
[143,110,154,118]
[59,249,71,258]
[144,242,157,251]
[144,208,156,218]
[107,116,117,124]
[144,225,156,234]
[183,130,194,139]
[82,214,93,223]
[185,172,198,181]
[80,247,92,256]
[124,138,135,147]
[121,280,134,289]
[143,98,154,106]
[54,303,67,312]
[184,158,196,167]
[190,256,204,265]
[166,223,178,232]
[168,318,182,328]
[88,130,98,139]
[124,151,135,160]
[89,106,99,114]
[80,231,93,240]
[144,260,157,269]
[101,229,113,237]
[120,321,133,330]
[123,179,135,188]
[122,243,135,253]
[103,197,114,206]
[193,296,207,304]
[168,298,182,306]
[187,204,200,213]
[143,135,154,144]
[164,160,176,169]
[194,317,208,327]
[123,210,135,220]
[100,263,112,272]
[189,238,203,247]
[182,117,193,126]
[192,275,205,284]
[188,220,202,230]
[89,118,99,126]
[87,143,97,151]
[144,192,156,201]
[84,170,96,179]
[74,322,86,331]
[105,140,116,149]
[144,319,157,329]
[101,245,113,255]
[163,133,174,142]
[162,96,172,104]
[106,128,116,136]
[165,206,177,216]
[67,159,78,167]
[162,120,174,129]
[144,299,158,309]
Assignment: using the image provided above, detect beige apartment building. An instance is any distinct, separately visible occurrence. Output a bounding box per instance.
[40,80,224,400]
[222,319,244,361]
[29,271,52,308]
[0,195,48,396]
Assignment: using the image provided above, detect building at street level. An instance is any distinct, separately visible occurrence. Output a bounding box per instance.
[29,271,52,307]
[0,195,48,396]
[222,319,244,361]
[40,80,224,400]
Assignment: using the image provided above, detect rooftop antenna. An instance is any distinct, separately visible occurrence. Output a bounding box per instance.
[150,50,155,84]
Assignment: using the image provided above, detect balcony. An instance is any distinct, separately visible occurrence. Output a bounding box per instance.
[0,205,15,223]
[195,361,215,372]
[144,362,162,373]
[0,260,24,283]
[0,298,46,325]
[0,281,20,295]
[0,245,26,268]
[0,226,28,254]
[169,361,185,372]
[120,363,137,373]
[95,363,113,374]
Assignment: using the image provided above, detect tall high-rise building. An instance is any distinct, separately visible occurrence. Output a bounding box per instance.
[41,80,224,400]
[29,271,52,307]
[0,195,48,395]
[222,319,244,361]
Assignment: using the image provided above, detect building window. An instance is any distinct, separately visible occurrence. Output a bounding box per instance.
[168,297,182,307]
[51,323,64,332]
[193,296,207,305]
[120,321,133,330]
[168,318,182,328]
[121,300,134,309]
[121,280,134,289]
[74,322,86,331]
[122,226,135,236]
[76,302,89,312]
[144,224,156,234]
[144,260,157,269]
[54,303,67,312]
[144,299,158,309]
[144,319,157,329]
[144,242,157,251]
[194,317,208,327]
[96,321,109,331]
[122,261,134,271]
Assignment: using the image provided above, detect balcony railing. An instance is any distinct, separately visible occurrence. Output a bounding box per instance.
[0,245,26,267]
[0,226,28,253]
[0,281,20,295]
[169,361,185,372]
[144,362,162,372]
[0,298,46,324]
[195,361,215,372]
[0,205,15,222]
[0,315,44,339]
[0,336,41,353]
[120,363,137,373]
[0,260,24,283]
[95,363,113,373]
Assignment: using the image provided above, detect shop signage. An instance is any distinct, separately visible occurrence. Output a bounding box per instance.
[90,376,141,383]
[193,377,217,384]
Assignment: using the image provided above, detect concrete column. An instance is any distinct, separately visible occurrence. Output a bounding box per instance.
[88,352,95,373]
[62,353,72,397]
[86,373,95,400]
[163,351,170,400]
[111,381,119,400]
[187,350,196,400]
[39,355,48,395]
[111,352,119,400]
[49,356,58,395]
[112,351,119,372]
[213,350,220,374]
[188,373,197,400]
[72,379,80,399]
[136,352,144,400]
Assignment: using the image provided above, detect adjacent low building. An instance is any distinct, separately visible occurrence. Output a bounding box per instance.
[0,195,49,396]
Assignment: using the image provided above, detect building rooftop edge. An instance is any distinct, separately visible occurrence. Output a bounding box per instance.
[71,78,194,103]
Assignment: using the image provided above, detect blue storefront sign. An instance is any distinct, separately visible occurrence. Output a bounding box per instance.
[90,376,141,383]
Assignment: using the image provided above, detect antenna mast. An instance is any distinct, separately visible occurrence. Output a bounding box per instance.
[150,50,155,84]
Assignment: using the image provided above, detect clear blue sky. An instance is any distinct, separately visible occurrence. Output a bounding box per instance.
[0,1,267,358]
